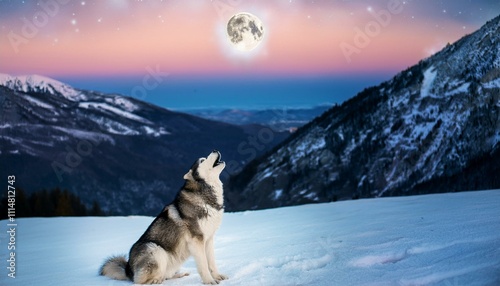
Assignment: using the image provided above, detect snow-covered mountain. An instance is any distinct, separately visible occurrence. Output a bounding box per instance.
[0,74,287,215]
[1,190,499,285]
[226,16,500,210]
[0,74,85,101]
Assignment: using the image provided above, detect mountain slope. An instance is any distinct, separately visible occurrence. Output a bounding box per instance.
[226,16,500,210]
[0,74,287,215]
[1,190,499,285]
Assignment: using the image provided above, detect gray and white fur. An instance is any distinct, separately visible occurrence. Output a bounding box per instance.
[100,150,228,285]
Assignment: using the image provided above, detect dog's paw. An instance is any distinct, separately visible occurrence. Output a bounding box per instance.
[213,273,228,281]
[172,272,189,279]
[202,278,219,285]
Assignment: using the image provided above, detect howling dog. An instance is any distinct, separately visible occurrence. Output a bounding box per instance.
[100,150,228,284]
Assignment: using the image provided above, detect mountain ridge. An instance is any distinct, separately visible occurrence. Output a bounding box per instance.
[226,15,500,211]
[0,74,288,215]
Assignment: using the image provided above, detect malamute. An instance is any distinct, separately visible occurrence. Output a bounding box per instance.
[100,150,228,284]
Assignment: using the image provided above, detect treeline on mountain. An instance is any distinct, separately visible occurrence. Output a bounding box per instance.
[407,147,500,196]
[0,188,105,219]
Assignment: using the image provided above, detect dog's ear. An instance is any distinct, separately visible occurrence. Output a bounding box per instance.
[183,170,193,180]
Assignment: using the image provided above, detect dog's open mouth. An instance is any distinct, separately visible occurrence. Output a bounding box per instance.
[213,152,224,167]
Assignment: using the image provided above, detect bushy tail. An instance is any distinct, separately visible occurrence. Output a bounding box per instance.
[99,255,129,281]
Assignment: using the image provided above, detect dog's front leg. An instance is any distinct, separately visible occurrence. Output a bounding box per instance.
[205,236,228,282]
[189,239,218,285]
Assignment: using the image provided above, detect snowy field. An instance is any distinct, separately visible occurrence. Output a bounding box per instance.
[1,190,499,286]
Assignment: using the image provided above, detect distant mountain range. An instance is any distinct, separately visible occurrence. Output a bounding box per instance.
[225,15,500,211]
[183,105,332,131]
[0,75,288,215]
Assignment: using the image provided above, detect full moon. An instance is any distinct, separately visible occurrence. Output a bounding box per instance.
[226,12,264,52]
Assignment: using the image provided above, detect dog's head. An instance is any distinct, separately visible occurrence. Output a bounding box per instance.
[184,150,225,183]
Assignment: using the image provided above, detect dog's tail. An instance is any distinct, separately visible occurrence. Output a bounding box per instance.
[99,255,129,281]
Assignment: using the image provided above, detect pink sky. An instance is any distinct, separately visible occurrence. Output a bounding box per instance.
[0,0,493,77]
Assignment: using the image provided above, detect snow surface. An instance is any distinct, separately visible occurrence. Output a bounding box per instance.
[78,102,151,124]
[290,128,326,165]
[21,95,55,110]
[421,66,437,98]
[484,78,500,89]
[1,190,499,286]
[105,96,140,112]
[445,82,470,97]
[52,126,115,145]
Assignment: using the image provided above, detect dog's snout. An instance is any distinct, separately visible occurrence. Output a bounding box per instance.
[212,149,218,153]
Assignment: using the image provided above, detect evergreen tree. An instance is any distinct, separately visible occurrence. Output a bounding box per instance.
[0,188,106,217]
[90,200,104,216]
[16,188,32,217]
[55,189,74,216]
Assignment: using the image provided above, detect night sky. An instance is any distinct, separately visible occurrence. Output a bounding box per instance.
[1,0,499,109]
